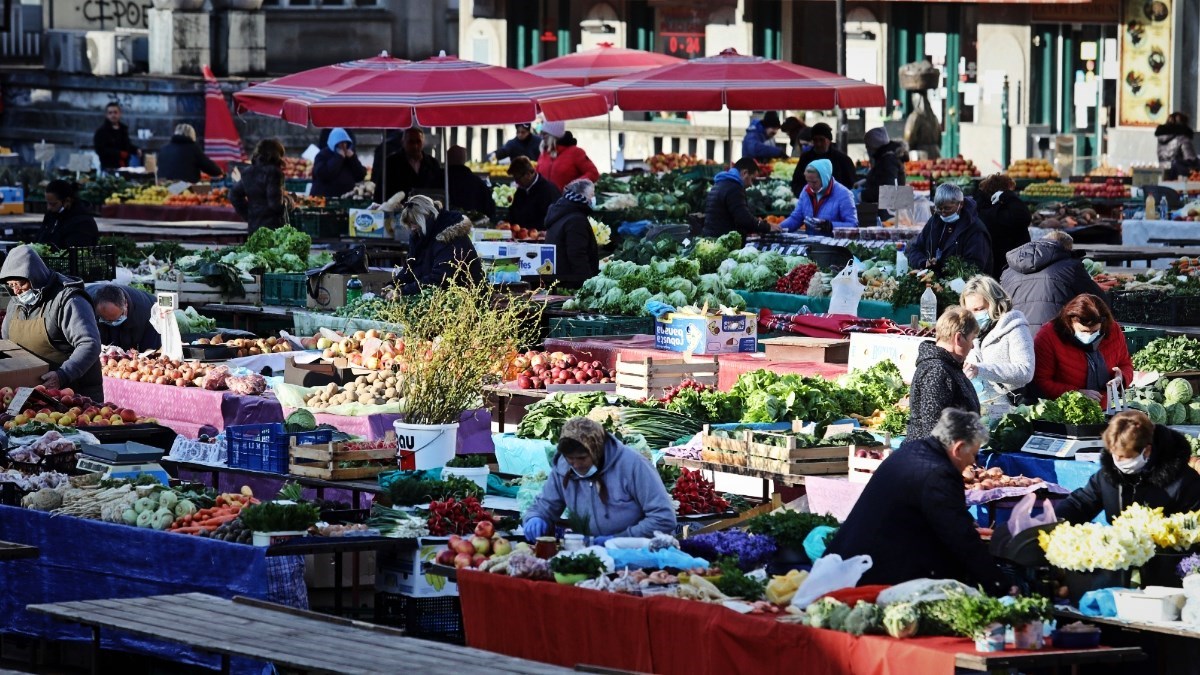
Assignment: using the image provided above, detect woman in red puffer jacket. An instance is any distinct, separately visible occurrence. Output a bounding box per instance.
[1033,293,1132,407]
[536,121,600,191]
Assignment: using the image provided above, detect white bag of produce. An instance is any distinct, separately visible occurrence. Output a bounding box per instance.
[828,265,865,316]
[790,553,873,609]
[151,302,184,361]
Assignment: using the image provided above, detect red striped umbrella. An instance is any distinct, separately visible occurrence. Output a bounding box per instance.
[590,48,887,111]
[524,44,683,86]
[202,65,245,169]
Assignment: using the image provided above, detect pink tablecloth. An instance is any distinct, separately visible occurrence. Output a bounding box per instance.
[100,203,243,223]
[715,353,848,390]
[804,475,867,522]
[102,376,283,438]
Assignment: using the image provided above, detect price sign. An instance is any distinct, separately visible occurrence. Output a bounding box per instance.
[157,292,178,312]
[7,387,34,416]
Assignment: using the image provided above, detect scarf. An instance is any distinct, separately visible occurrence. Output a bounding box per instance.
[1081,337,1107,392]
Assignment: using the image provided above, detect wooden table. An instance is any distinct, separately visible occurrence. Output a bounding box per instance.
[953,644,1143,673]
[0,540,39,560]
[198,303,299,332]
[1055,606,1200,640]
[1076,243,1200,266]
[28,592,572,675]
[0,214,248,245]
[1055,607,1196,674]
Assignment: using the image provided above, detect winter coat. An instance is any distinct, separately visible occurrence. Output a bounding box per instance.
[508,174,560,229]
[977,190,1031,275]
[543,198,599,288]
[373,143,442,203]
[93,121,138,170]
[965,309,1035,420]
[780,159,858,231]
[1056,424,1200,524]
[311,148,367,199]
[1155,122,1198,173]
[394,210,484,296]
[741,119,786,161]
[906,198,993,275]
[523,434,677,538]
[1032,321,1133,407]
[494,134,541,162]
[793,145,857,193]
[229,163,286,233]
[537,135,599,190]
[826,435,1007,594]
[156,135,223,183]
[1001,240,1109,334]
[0,246,103,401]
[701,170,767,238]
[860,141,905,218]
[445,165,496,221]
[37,202,99,250]
[907,341,980,439]
[85,283,161,352]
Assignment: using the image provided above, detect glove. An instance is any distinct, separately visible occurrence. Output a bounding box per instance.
[592,535,613,546]
[522,517,549,542]
[645,300,675,319]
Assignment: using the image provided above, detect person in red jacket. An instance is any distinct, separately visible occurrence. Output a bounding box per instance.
[1033,293,1132,407]
[536,121,599,190]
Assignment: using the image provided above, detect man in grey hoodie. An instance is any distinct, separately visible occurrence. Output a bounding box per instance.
[522,417,677,543]
[1,245,104,401]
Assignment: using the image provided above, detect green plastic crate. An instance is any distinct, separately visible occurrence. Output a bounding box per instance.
[548,315,655,338]
[293,209,345,239]
[261,273,308,307]
[1123,326,1166,356]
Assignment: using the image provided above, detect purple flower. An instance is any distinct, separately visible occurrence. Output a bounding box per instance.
[680,530,777,570]
[1177,553,1200,579]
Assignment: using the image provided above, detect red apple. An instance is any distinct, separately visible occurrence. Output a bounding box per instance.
[435,549,457,566]
[453,552,474,569]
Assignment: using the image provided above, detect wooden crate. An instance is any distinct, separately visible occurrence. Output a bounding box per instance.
[759,336,850,364]
[156,273,261,305]
[744,429,850,476]
[700,424,750,453]
[614,356,719,400]
[848,446,891,484]
[289,435,397,480]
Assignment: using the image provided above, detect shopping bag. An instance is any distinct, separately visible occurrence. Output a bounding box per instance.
[1008,492,1058,538]
[790,553,873,609]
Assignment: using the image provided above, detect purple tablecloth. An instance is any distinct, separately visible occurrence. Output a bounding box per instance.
[804,475,867,521]
[103,376,284,436]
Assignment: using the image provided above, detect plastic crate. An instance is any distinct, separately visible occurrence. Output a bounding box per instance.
[261,273,308,307]
[226,423,332,474]
[1124,326,1166,355]
[1111,291,1181,327]
[293,209,346,240]
[374,593,463,644]
[41,245,117,282]
[548,314,655,338]
[327,198,373,210]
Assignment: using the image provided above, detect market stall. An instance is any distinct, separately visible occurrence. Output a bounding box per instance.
[101,376,284,438]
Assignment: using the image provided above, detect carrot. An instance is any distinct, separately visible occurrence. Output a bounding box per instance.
[172,526,205,534]
[196,514,238,527]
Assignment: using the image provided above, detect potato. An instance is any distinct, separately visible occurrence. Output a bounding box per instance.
[358,393,374,404]
[384,387,396,399]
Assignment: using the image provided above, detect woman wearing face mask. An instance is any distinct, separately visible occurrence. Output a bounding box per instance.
[0,245,103,402]
[542,178,600,289]
[522,417,676,545]
[388,195,484,296]
[906,183,993,275]
[906,306,982,439]
[1032,293,1132,407]
[1056,410,1200,524]
[778,159,858,232]
[959,275,1034,420]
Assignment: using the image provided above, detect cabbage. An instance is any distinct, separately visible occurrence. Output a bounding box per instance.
[1168,402,1187,425]
[1146,401,1168,424]
[698,274,727,296]
[723,290,747,310]
[286,408,317,432]
[747,265,779,291]
[602,260,637,279]
[1166,378,1194,405]
[883,602,920,639]
[731,246,760,264]
[601,288,625,310]
[666,290,690,308]
[624,288,653,315]
[717,259,738,275]
[1189,402,1200,424]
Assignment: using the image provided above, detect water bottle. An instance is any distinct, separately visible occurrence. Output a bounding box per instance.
[345,275,364,305]
[895,248,909,276]
[1159,197,1170,221]
[920,286,937,325]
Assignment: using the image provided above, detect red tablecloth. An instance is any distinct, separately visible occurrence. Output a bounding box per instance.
[100,203,242,223]
[459,571,972,675]
[715,353,849,390]
[102,376,283,437]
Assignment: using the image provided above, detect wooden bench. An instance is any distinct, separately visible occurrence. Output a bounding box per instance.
[28,592,574,675]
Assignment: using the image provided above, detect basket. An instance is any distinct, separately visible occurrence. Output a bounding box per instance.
[548,315,655,338]
[41,245,117,282]
[226,423,332,474]
[262,273,308,307]
[1124,326,1166,356]
[899,70,940,92]
[375,593,463,644]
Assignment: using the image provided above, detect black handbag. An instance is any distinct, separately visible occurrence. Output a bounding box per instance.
[306,244,368,300]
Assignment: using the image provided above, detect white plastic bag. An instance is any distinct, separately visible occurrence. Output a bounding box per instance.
[149,302,182,361]
[827,265,865,316]
[789,553,873,609]
[1007,492,1058,538]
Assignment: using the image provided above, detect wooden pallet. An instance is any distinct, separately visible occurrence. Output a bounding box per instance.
[288,435,396,480]
[614,356,718,400]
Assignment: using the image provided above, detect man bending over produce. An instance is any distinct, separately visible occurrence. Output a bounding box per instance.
[87,283,161,352]
[522,417,676,544]
[826,409,1009,595]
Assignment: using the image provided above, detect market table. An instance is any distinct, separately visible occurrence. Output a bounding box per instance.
[1055,607,1200,674]
[0,540,38,560]
[163,459,382,508]
[199,303,298,333]
[29,593,572,675]
[457,571,1143,675]
[101,376,284,437]
[100,203,242,223]
[1076,243,1200,268]
[735,290,921,324]
[715,353,848,390]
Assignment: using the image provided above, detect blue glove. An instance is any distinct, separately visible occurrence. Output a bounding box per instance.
[645,300,675,319]
[591,535,613,546]
[522,517,549,542]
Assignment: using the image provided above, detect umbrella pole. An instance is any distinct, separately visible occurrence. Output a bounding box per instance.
[727,108,732,163]
[607,109,614,173]
[443,127,450,211]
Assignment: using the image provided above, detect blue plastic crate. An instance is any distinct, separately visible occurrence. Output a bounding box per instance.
[227,423,332,474]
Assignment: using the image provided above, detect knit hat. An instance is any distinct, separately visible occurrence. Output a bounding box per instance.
[811,122,834,141]
[540,120,567,139]
[563,189,590,206]
[864,127,890,154]
[761,111,781,130]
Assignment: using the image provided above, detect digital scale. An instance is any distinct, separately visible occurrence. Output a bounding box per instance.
[1019,432,1106,459]
[76,442,170,484]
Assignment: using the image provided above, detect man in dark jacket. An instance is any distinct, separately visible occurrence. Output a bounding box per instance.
[701,158,778,238]
[543,179,599,288]
[156,123,225,183]
[37,180,99,251]
[1056,410,1200,524]
[741,111,787,161]
[1001,233,1108,334]
[908,307,981,439]
[1155,112,1199,180]
[445,146,496,221]
[906,183,993,275]
[373,127,441,203]
[492,123,540,162]
[93,102,141,171]
[86,283,162,352]
[312,128,367,199]
[506,156,560,229]
[793,122,857,194]
[859,127,905,220]
[977,174,1031,275]
[827,409,1008,595]
[392,195,484,295]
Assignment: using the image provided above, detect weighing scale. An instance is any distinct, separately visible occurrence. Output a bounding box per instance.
[76,442,170,484]
[1020,432,1106,459]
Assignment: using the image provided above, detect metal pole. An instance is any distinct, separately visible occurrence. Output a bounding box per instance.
[443,128,450,211]
[608,109,614,173]
[727,108,733,163]
[835,0,846,76]
[1001,75,1011,171]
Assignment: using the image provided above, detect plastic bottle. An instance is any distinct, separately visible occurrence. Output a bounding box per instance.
[1146,194,1157,221]
[1159,197,1170,220]
[920,286,937,325]
[345,275,363,305]
[895,248,909,276]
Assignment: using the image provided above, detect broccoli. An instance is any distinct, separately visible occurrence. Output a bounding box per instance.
[844,601,885,636]
[804,597,851,630]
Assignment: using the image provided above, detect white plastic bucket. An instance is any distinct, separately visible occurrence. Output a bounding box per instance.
[441,464,490,491]
[393,421,459,470]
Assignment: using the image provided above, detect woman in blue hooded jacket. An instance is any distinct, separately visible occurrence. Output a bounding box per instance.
[311,128,367,198]
[522,418,677,544]
[779,159,859,232]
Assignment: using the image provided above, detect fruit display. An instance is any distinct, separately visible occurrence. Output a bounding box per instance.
[1,386,152,429]
[492,183,516,208]
[304,372,400,408]
[495,221,543,241]
[1074,179,1130,199]
[1007,158,1059,179]
[100,350,268,392]
[316,329,402,370]
[1020,181,1074,198]
[282,157,312,179]
[104,185,171,206]
[962,465,1044,491]
[290,194,327,209]
[433,520,522,570]
[648,153,715,174]
[509,350,615,390]
[1030,205,1106,229]
[903,157,979,179]
[1088,163,1127,178]
[195,335,296,357]
[468,161,512,178]
[908,180,932,194]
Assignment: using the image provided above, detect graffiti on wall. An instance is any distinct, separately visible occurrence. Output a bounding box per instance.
[50,0,155,31]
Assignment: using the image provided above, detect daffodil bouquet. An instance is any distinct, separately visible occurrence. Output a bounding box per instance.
[1039,504,1200,572]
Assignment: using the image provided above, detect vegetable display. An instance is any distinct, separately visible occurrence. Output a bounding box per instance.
[746,510,839,552]
[425,496,495,536]
[1031,391,1106,425]
[671,468,729,516]
[238,501,320,533]
[1132,335,1200,373]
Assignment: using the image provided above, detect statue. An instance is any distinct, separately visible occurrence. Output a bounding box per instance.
[899,61,942,159]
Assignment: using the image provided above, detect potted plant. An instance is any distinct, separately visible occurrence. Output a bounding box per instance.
[549,551,606,585]
[1007,595,1051,650]
[239,502,321,547]
[745,510,839,565]
[942,591,1008,652]
[442,453,491,491]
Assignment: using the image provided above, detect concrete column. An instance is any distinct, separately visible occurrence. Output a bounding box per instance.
[148,9,209,76]
[211,11,266,77]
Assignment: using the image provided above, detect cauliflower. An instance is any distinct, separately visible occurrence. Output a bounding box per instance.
[844,601,884,636]
[882,601,920,639]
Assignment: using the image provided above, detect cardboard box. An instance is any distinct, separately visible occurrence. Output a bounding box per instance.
[284,356,338,387]
[472,228,514,242]
[348,209,392,238]
[306,270,394,310]
[0,340,49,388]
[654,312,757,355]
[0,187,24,215]
[847,333,932,384]
[374,537,458,598]
[760,336,850,363]
[475,242,556,275]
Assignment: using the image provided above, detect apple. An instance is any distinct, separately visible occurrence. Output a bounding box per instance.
[472,553,487,567]
[435,549,457,566]
[453,552,474,569]
[491,537,512,556]
[474,520,495,539]
[470,535,491,556]
[450,537,476,555]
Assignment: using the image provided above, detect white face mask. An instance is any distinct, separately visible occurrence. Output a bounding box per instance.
[942,212,960,224]
[573,465,598,479]
[1114,449,1149,475]
[1075,330,1101,345]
